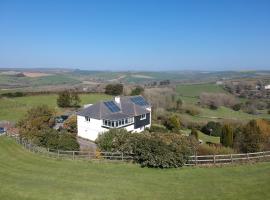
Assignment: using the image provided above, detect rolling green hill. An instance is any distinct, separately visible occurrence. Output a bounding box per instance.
[0,136,270,200]
[0,93,111,121]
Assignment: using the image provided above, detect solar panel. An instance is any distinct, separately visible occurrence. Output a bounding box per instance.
[104,101,121,112]
[131,96,149,106]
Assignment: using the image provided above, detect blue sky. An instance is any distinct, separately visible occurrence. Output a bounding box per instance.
[0,0,270,71]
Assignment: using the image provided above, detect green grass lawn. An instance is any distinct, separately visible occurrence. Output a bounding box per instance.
[176,83,226,97]
[181,129,220,144]
[0,136,270,200]
[0,93,111,121]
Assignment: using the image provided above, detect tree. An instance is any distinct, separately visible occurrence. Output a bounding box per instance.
[220,124,233,147]
[17,105,55,142]
[130,86,144,96]
[190,128,199,140]
[57,90,81,108]
[57,90,71,107]
[71,92,81,107]
[105,84,123,95]
[240,120,263,152]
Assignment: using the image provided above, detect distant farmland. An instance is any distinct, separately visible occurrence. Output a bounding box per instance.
[0,93,111,121]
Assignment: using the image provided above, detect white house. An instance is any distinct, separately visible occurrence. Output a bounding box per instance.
[77,95,151,141]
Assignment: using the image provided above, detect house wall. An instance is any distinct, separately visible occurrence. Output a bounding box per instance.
[77,110,152,141]
[134,113,150,129]
[77,116,107,141]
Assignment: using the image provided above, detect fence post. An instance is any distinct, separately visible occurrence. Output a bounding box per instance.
[230,154,233,163]
[213,154,216,165]
[57,150,60,158]
[195,152,198,166]
[73,151,75,160]
[88,151,91,160]
[121,152,123,161]
[246,153,249,162]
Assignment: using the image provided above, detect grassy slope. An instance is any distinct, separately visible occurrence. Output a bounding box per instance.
[177,83,270,121]
[176,83,226,97]
[0,137,270,200]
[0,94,111,121]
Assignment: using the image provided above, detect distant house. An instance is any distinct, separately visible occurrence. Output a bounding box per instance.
[77,96,151,141]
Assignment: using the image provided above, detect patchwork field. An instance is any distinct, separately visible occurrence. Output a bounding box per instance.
[0,93,111,121]
[0,136,269,200]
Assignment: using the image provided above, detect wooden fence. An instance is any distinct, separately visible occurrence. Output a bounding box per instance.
[186,151,270,166]
[9,135,133,161]
[7,135,270,165]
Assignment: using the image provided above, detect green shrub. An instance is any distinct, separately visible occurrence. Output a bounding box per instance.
[130,86,144,96]
[201,121,222,137]
[232,103,242,111]
[40,129,79,151]
[96,129,196,168]
[163,115,181,131]
[149,124,168,133]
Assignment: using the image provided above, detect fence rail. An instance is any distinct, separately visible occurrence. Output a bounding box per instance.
[186,151,270,166]
[6,135,270,165]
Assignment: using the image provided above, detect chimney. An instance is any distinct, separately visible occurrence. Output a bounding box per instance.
[115,96,120,104]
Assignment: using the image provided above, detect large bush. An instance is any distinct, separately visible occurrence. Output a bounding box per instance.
[40,129,79,151]
[163,115,181,131]
[57,90,81,108]
[17,105,55,141]
[201,121,222,137]
[234,119,270,153]
[96,129,196,168]
[105,84,123,95]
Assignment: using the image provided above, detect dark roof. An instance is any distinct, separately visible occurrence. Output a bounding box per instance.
[77,95,150,120]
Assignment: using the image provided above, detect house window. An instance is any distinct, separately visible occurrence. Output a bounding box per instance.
[85,117,91,122]
[140,114,146,120]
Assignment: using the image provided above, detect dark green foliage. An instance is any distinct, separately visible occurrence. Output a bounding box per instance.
[232,103,242,111]
[176,98,183,110]
[220,124,233,147]
[238,120,263,153]
[57,131,80,151]
[57,91,71,107]
[96,129,195,168]
[201,121,222,137]
[1,92,26,98]
[190,128,199,140]
[57,90,81,108]
[96,129,134,153]
[130,86,144,96]
[149,124,168,133]
[163,115,180,131]
[105,84,123,95]
[40,129,79,151]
